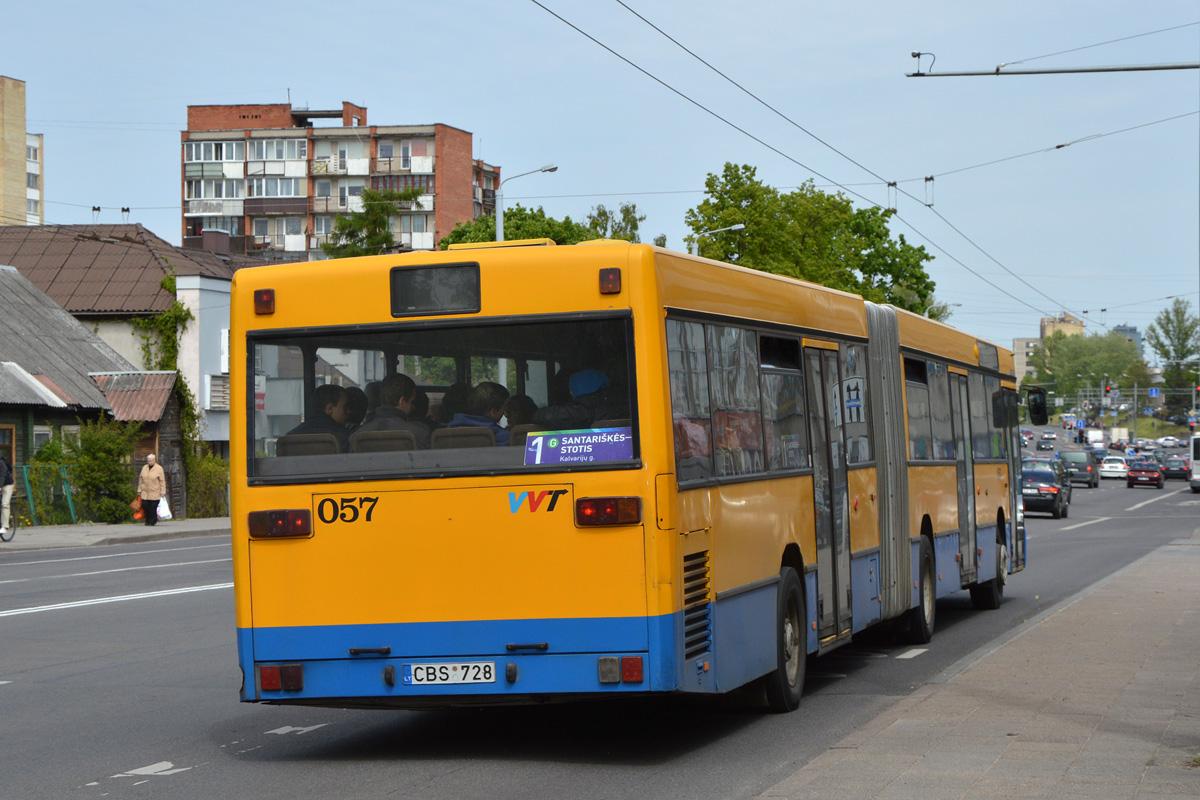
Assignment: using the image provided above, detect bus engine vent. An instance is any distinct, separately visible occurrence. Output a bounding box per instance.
[682,550,712,660]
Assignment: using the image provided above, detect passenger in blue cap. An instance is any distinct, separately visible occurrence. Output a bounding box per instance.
[532,368,628,430]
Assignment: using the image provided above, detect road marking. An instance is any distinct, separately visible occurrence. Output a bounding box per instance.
[1061,517,1110,531]
[896,648,927,659]
[266,724,329,735]
[112,761,192,778]
[0,583,233,617]
[0,558,232,586]
[0,543,229,569]
[1126,493,1177,512]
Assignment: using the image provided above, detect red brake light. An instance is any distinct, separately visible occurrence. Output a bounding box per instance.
[259,665,281,691]
[254,288,275,315]
[576,496,641,526]
[599,268,621,294]
[248,509,312,538]
[621,656,643,683]
[258,664,303,692]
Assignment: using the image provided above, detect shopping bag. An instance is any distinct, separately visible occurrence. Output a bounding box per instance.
[130,496,143,513]
[133,508,144,521]
[157,499,172,521]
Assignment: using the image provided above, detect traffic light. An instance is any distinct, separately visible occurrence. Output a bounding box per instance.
[1104,384,1111,395]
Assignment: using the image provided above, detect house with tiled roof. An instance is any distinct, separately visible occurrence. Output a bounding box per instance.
[0,265,190,515]
[0,223,268,457]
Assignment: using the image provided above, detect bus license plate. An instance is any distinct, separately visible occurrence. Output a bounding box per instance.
[403,662,496,685]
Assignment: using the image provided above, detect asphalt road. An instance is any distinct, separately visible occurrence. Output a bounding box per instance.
[1,442,1195,799]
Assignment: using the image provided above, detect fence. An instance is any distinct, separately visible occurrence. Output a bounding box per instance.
[16,465,78,526]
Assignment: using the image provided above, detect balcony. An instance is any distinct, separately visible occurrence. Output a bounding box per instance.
[372,156,412,174]
[185,198,244,217]
[183,234,247,255]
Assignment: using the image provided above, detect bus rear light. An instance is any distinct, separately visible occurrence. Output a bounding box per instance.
[621,656,643,683]
[248,509,311,538]
[576,496,641,526]
[254,288,275,315]
[599,268,621,294]
[259,664,303,692]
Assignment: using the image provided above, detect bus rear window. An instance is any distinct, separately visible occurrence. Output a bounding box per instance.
[248,315,637,482]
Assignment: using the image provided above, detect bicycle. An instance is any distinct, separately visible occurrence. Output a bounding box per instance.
[1,494,21,542]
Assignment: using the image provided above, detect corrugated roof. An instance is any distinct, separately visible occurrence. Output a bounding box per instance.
[91,371,177,422]
[0,266,136,409]
[0,224,267,316]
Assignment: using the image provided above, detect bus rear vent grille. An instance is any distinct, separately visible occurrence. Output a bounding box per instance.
[682,550,712,660]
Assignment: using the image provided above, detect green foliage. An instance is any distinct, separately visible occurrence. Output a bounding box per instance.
[187,449,229,518]
[439,204,595,247]
[585,202,652,243]
[1028,330,1143,399]
[71,417,143,524]
[1145,299,1199,415]
[321,187,424,259]
[132,271,194,371]
[24,443,76,525]
[684,164,936,313]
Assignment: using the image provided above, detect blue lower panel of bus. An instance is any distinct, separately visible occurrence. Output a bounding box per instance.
[240,614,678,703]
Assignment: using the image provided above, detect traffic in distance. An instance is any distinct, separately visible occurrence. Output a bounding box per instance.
[1019,424,1198,515]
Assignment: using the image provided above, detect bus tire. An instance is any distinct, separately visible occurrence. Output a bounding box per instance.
[970,540,1006,610]
[764,567,805,713]
[908,538,935,644]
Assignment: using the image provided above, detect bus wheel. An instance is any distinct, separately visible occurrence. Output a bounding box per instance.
[970,541,1006,610]
[908,538,935,644]
[765,567,805,713]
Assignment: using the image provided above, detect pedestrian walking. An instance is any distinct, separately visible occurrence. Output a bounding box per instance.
[137,454,167,527]
[0,454,13,536]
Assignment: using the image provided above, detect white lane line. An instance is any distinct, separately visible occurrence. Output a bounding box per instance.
[0,583,233,617]
[1061,517,1110,531]
[0,558,232,586]
[1127,493,1177,512]
[266,724,329,735]
[112,761,193,778]
[896,648,928,659]
[0,543,229,568]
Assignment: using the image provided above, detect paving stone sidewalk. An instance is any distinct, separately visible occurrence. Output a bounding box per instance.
[758,535,1200,800]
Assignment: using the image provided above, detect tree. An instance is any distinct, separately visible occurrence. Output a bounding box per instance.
[321,187,424,259]
[1027,329,1142,405]
[585,202,658,243]
[1145,299,1199,415]
[684,164,936,313]
[438,204,594,248]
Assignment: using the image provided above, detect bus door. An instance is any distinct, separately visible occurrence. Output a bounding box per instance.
[951,373,977,584]
[805,347,851,645]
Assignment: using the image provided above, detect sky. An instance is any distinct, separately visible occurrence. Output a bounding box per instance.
[5,1,1198,356]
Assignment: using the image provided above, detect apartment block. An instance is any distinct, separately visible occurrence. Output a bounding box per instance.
[181,101,499,258]
[0,76,44,227]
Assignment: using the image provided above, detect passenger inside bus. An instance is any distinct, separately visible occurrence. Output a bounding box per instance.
[284,384,351,452]
[504,394,539,429]
[448,382,511,445]
[344,386,369,430]
[532,368,629,430]
[434,382,470,426]
[350,373,432,450]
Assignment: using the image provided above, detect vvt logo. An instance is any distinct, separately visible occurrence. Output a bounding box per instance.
[508,489,569,513]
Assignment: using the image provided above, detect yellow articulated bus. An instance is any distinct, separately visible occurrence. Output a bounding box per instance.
[230,240,1041,712]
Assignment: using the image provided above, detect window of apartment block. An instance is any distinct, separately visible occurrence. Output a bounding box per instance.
[401,142,411,168]
[316,180,331,198]
[248,177,300,197]
[201,216,240,234]
[399,215,410,234]
[315,216,333,235]
[253,218,269,237]
[26,173,38,189]
[26,145,38,161]
[285,217,303,235]
[412,215,426,234]
[378,141,393,159]
[27,199,38,214]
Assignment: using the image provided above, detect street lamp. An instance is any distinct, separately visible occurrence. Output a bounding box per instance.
[691,223,745,256]
[496,163,557,242]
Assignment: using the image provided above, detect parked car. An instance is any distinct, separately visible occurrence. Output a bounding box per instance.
[1022,466,1070,518]
[1099,456,1129,480]
[1058,450,1100,488]
[1127,459,1165,489]
[1163,456,1191,480]
[1036,439,1054,451]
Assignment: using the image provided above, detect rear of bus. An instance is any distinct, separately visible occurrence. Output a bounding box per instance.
[231,243,673,707]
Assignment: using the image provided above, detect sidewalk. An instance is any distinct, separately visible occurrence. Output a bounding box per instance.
[0,516,230,550]
[759,528,1200,800]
